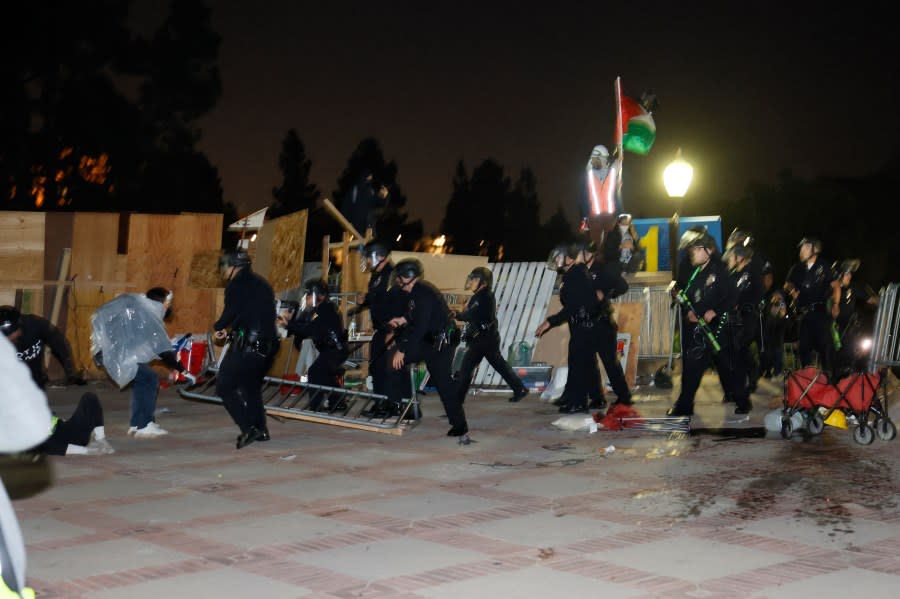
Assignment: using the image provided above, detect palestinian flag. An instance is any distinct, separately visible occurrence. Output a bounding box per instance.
[619,94,656,155]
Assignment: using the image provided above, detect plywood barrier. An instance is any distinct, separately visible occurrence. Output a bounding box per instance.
[0,212,45,309]
[190,250,225,288]
[254,209,307,293]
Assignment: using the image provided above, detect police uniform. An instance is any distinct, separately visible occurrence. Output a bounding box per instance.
[785,255,836,372]
[728,260,764,408]
[285,296,347,410]
[546,262,600,413]
[396,280,462,433]
[454,285,527,404]
[670,257,739,416]
[589,259,632,405]
[834,273,877,375]
[213,265,277,441]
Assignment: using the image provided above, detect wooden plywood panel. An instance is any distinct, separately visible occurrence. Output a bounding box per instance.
[0,211,45,314]
[70,212,121,285]
[43,212,75,319]
[390,252,488,294]
[611,302,643,388]
[190,250,225,288]
[255,209,307,293]
[65,286,116,378]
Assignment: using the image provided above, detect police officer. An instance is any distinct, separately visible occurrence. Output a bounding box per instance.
[387,259,466,442]
[0,305,85,389]
[348,241,409,415]
[724,242,763,412]
[833,259,879,375]
[668,229,740,416]
[282,279,348,411]
[214,250,278,449]
[586,245,633,408]
[726,228,768,392]
[536,241,600,414]
[784,237,841,375]
[452,267,528,405]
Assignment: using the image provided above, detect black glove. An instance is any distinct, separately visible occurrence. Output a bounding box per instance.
[92,352,104,368]
[67,374,87,386]
[347,306,362,317]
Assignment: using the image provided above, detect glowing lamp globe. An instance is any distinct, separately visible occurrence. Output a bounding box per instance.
[663,150,694,198]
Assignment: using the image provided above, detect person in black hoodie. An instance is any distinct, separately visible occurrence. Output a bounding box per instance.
[452,267,528,405]
[0,305,84,389]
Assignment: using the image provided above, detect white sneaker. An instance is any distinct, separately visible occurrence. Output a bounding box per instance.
[134,422,169,438]
[85,438,116,455]
[127,426,138,436]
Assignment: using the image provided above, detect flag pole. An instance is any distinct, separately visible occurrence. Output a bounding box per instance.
[614,76,624,213]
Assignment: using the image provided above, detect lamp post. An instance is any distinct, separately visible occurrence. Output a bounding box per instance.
[663,148,694,273]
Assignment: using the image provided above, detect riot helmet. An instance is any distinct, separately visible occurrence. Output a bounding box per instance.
[546,243,570,273]
[568,238,594,262]
[835,259,860,274]
[0,305,21,337]
[678,227,715,251]
[220,249,252,269]
[724,243,754,266]
[361,240,390,272]
[466,266,493,291]
[797,236,822,255]
[761,260,774,276]
[726,227,753,250]
[303,278,329,306]
[394,258,423,280]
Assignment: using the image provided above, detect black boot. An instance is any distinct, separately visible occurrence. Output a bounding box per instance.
[509,388,528,403]
[236,426,265,449]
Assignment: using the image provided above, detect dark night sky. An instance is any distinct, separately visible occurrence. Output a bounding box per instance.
[135,1,897,232]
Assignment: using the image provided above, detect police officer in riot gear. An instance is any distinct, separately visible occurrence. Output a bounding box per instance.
[586,244,633,408]
[452,267,528,405]
[282,279,348,411]
[387,259,466,441]
[214,250,278,449]
[536,241,601,414]
[784,237,841,375]
[833,259,879,376]
[668,229,741,416]
[726,228,768,391]
[724,242,763,412]
[348,241,408,413]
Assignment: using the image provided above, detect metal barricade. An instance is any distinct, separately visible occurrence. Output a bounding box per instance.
[612,285,680,362]
[869,283,900,370]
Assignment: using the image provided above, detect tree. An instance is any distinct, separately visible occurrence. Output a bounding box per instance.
[540,204,574,258]
[503,168,543,261]
[442,159,510,260]
[269,129,320,219]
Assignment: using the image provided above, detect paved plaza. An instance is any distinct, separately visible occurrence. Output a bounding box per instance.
[13,373,900,598]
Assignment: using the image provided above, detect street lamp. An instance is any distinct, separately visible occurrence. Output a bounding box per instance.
[663,147,693,200]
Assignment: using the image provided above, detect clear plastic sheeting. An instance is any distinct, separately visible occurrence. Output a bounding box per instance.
[91,293,171,388]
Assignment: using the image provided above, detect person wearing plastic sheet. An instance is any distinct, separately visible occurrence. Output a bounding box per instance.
[347,240,409,416]
[122,288,196,440]
[0,305,85,390]
[214,250,278,449]
[586,243,633,409]
[387,259,466,443]
[784,237,841,376]
[832,259,879,377]
[1,307,114,455]
[535,242,601,414]
[723,242,764,414]
[280,279,349,412]
[0,335,52,599]
[451,267,528,406]
[667,230,742,417]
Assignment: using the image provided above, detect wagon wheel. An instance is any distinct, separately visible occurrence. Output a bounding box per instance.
[806,411,825,435]
[780,417,793,439]
[853,423,875,445]
[875,418,897,442]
